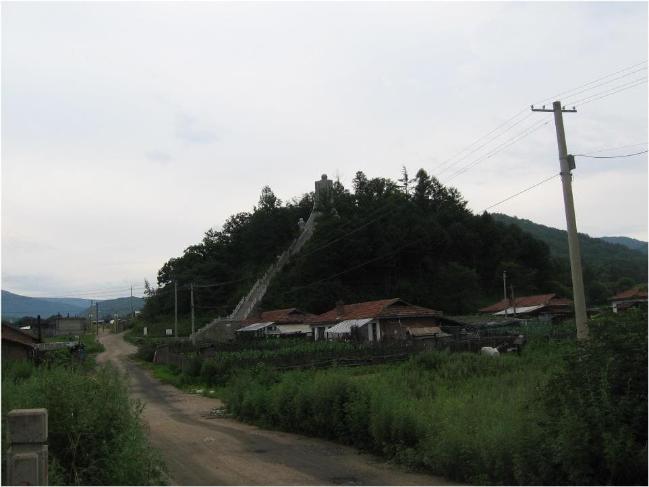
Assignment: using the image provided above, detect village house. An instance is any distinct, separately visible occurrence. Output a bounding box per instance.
[309,298,461,342]
[2,324,38,361]
[609,286,648,313]
[479,293,573,321]
[235,308,316,338]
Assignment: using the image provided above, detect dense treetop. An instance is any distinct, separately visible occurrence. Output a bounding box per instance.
[143,169,640,320]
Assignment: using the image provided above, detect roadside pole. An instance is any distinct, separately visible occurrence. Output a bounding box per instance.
[502,271,508,317]
[174,281,178,338]
[190,282,195,346]
[532,101,588,340]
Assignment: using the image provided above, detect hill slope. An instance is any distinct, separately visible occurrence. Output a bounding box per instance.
[80,296,144,319]
[491,214,647,301]
[600,236,648,254]
[1,290,87,320]
[143,171,648,321]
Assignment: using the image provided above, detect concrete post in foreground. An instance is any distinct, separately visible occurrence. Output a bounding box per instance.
[7,408,48,486]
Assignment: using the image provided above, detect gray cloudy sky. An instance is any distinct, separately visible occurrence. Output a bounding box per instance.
[2,1,647,299]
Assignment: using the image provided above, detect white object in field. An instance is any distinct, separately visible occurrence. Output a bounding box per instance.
[480,346,500,357]
[166,329,172,336]
[143,327,148,336]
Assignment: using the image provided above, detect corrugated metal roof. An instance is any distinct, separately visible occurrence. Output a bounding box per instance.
[276,324,312,334]
[326,318,372,335]
[493,305,545,316]
[407,326,451,338]
[236,321,275,332]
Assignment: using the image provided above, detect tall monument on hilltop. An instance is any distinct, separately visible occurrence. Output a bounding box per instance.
[314,174,334,211]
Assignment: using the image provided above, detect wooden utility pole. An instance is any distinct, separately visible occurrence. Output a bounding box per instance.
[502,270,508,317]
[190,283,195,345]
[95,302,99,333]
[532,101,588,340]
[174,281,178,338]
[130,285,134,319]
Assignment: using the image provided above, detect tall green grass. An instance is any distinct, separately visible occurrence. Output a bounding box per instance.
[223,312,647,485]
[2,360,166,485]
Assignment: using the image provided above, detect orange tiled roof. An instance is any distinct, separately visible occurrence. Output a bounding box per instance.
[479,293,572,313]
[245,308,316,324]
[309,298,441,324]
[610,286,648,301]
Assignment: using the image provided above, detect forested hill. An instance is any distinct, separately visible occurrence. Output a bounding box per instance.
[600,236,648,254]
[146,170,562,318]
[492,214,647,302]
[143,170,646,320]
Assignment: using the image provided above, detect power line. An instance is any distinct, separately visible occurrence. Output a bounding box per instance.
[535,59,648,106]
[573,149,648,159]
[482,173,560,212]
[433,108,530,175]
[574,141,647,155]
[444,120,551,183]
[566,77,648,106]
[270,234,430,300]
[436,112,535,177]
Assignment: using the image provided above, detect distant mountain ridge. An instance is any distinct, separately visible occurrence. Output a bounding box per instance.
[1,290,144,321]
[491,214,648,299]
[600,236,648,254]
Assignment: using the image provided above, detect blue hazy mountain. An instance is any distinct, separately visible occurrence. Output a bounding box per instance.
[1,290,87,320]
[1,291,144,321]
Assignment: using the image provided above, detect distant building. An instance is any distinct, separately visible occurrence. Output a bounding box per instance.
[309,298,461,342]
[479,293,573,321]
[235,308,316,338]
[609,286,648,313]
[2,324,37,361]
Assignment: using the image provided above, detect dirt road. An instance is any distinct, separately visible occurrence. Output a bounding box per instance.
[97,332,454,486]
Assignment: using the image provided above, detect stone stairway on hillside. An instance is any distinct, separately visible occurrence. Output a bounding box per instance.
[191,210,319,343]
[190,174,334,343]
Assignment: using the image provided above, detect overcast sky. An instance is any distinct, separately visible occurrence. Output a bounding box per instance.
[2,1,647,299]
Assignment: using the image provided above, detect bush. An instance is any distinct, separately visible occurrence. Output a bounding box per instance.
[536,310,647,485]
[2,362,166,485]
[222,316,647,485]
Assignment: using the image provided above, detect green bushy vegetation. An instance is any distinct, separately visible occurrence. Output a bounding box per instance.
[143,169,567,321]
[221,312,647,485]
[2,359,166,485]
[492,213,648,303]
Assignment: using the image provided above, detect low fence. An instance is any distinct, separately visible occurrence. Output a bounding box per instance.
[152,334,526,373]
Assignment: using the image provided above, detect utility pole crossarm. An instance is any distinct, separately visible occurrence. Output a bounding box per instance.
[531,104,577,113]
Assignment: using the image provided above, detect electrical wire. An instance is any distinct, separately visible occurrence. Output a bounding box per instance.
[566,77,648,106]
[573,142,647,155]
[534,60,648,106]
[444,120,551,183]
[573,149,648,159]
[269,234,431,300]
[436,112,535,177]
[482,173,561,212]
[433,108,531,175]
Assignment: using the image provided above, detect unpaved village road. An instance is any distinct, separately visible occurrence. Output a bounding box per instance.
[97,332,455,486]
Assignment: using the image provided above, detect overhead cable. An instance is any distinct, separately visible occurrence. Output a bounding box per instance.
[482,173,561,212]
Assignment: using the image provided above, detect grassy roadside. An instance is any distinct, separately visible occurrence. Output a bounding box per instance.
[2,334,166,485]
[129,311,647,485]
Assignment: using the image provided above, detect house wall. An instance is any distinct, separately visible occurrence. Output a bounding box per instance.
[56,319,86,334]
[380,317,446,341]
[2,340,33,361]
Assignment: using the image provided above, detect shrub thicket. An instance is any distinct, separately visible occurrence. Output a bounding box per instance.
[223,312,647,485]
[2,361,166,485]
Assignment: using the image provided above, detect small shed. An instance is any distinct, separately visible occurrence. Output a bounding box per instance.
[2,324,38,361]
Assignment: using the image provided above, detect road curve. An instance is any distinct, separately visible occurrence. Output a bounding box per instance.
[97,332,455,486]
